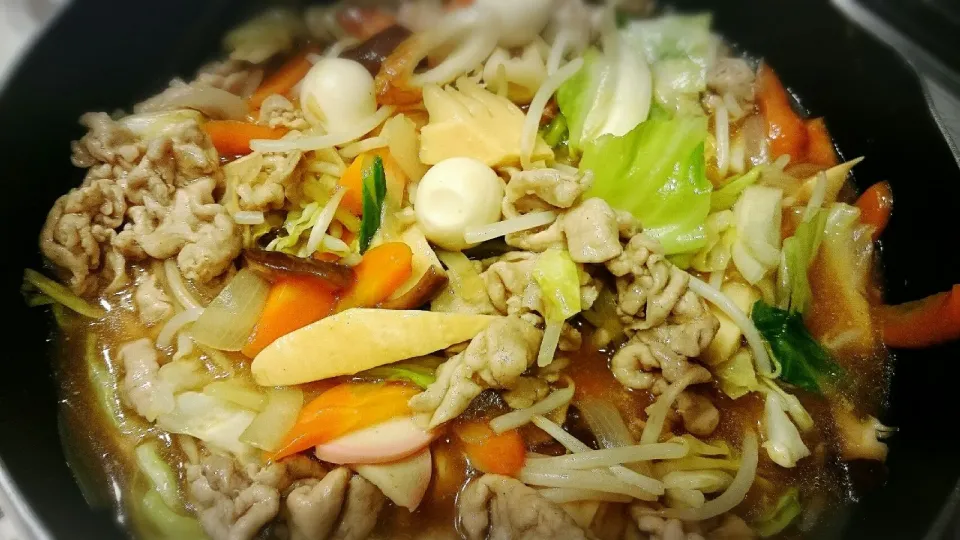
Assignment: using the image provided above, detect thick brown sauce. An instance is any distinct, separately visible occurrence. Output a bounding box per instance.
[53,241,892,539]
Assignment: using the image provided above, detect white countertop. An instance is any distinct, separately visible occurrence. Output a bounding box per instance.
[0,2,957,540]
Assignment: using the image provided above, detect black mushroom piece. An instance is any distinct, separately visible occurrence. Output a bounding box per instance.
[342,25,413,76]
[244,249,355,290]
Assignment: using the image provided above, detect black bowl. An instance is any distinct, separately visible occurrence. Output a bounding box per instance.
[1,0,958,538]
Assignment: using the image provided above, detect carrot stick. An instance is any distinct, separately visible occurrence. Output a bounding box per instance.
[455,420,526,477]
[881,285,960,348]
[855,181,893,241]
[804,118,838,167]
[337,242,413,311]
[250,50,315,109]
[338,156,366,216]
[203,121,287,156]
[756,63,808,161]
[270,382,418,460]
[242,275,338,358]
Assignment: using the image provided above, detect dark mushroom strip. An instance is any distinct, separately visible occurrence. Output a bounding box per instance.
[243,249,355,290]
[342,25,413,76]
[378,266,448,310]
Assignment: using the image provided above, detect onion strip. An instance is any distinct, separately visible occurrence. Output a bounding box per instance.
[191,269,270,351]
[538,488,632,504]
[532,416,663,496]
[522,443,687,470]
[340,136,388,159]
[688,276,773,376]
[250,106,395,153]
[490,385,575,434]
[305,188,347,255]
[658,431,759,521]
[464,211,558,244]
[157,308,203,349]
[163,259,203,311]
[521,58,584,169]
[577,398,635,449]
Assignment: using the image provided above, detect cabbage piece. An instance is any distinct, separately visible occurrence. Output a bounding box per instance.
[761,390,810,468]
[533,249,582,366]
[691,210,735,273]
[533,249,582,322]
[556,40,652,155]
[135,443,183,511]
[753,488,802,537]
[156,392,256,457]
[714,348,760,400]
[807,203,876,356]
[265,201,329,257]
[710,166,762,211]
[621,14,718,115]
[731,185,782,284]
[581,116,711,254]
[778,210,828,314]
[360,361,440,389]
[752,301,842,395]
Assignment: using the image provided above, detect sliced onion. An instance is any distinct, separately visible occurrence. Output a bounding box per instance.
[522,443,687,470]
[191,269,270,351]
[233,211,265,225]
[305,188,347,255]
[659,430,759,521]
[340,136,388,159]
[521,58,584,169]
[539,487,632,504]
[464,210,558,244]
[536,320,563,367]
[240,387,304,452]
[163,259,203,311]
[640,369,703,445]
[250,105,395,153]
[157,308,203,349]
[490,385,574,434]
[577,399,635,449]
[135,85,248,120]
[532,415,663,496]
[688,276,772,376]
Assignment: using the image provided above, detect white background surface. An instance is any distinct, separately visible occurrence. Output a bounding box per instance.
[0,2,957,540]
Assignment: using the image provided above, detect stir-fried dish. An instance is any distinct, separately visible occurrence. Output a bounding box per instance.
[23,1,960,538]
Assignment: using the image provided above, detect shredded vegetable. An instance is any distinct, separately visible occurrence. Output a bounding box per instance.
[490,385,575,434]
[464,211,558,245]
[22,269,105,318]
